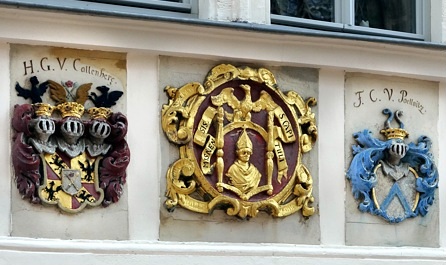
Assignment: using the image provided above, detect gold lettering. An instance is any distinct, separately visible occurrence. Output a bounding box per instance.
[199,121,209,134]
[281,203,297,215]
[182,197,208,213]
[274,108,296,142]
[194,107,217,146]
[281,120,294,138]
[274,140,289,184]
[275,141,285,162]
[201,135,216,175]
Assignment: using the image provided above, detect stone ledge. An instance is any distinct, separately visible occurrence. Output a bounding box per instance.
[0,237,445,265]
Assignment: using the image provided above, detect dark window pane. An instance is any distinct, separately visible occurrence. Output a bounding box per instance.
[271,0,334,22]
[355,0,416,33]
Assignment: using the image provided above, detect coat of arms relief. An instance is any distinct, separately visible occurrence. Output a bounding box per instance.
[347,109,438,222]
[12,76,130,213]
[162,64,317,219]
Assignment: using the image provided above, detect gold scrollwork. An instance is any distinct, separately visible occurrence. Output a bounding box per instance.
[287,93,318,153]
[165,158,196,211]
[294,164,315,217]
[161,83,204,144]
[162,64,317,220]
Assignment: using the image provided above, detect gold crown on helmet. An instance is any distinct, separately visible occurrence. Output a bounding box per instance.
[87,107,112,120]
[380,128,409,140]
[34,103,55,117]
[57,102,85,119]
[380,109,409,140]
[236,128,252,150]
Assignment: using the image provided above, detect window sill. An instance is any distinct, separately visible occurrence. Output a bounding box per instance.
[0,1,444,50]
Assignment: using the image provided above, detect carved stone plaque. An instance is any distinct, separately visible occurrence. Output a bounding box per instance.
[10,45,130,213]
[162,64,317,219]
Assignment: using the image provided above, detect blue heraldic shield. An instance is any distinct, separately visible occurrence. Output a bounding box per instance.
[346,109,438,223]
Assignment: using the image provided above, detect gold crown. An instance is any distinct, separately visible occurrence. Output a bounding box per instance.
[236,129,252,150]
[34,103,55,117]
[380,128,409,140]
[57,102,85,119]
[87,107,112,120]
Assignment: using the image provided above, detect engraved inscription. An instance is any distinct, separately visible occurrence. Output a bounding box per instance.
[353,88,426,114]
[22,57,117,86]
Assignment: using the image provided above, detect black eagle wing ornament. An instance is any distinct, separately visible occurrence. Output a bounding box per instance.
[15,76,49,103]
[89,86,123,108]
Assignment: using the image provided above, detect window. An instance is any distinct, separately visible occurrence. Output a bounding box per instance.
[0,0,198,18]
[271,0,334,22]
[80,0,196,14]
[271,0,425,40]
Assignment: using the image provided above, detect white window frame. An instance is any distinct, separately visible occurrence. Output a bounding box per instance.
[271,0,428,41]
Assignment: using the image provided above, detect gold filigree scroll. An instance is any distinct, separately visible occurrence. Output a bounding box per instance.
[162,64,317,219]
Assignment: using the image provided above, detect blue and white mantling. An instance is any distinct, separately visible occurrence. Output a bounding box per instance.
[346,109,438,223]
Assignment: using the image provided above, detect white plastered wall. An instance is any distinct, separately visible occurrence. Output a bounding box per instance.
[431,0,446,43]
[0,4,444,265]
[199,0,269,23]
